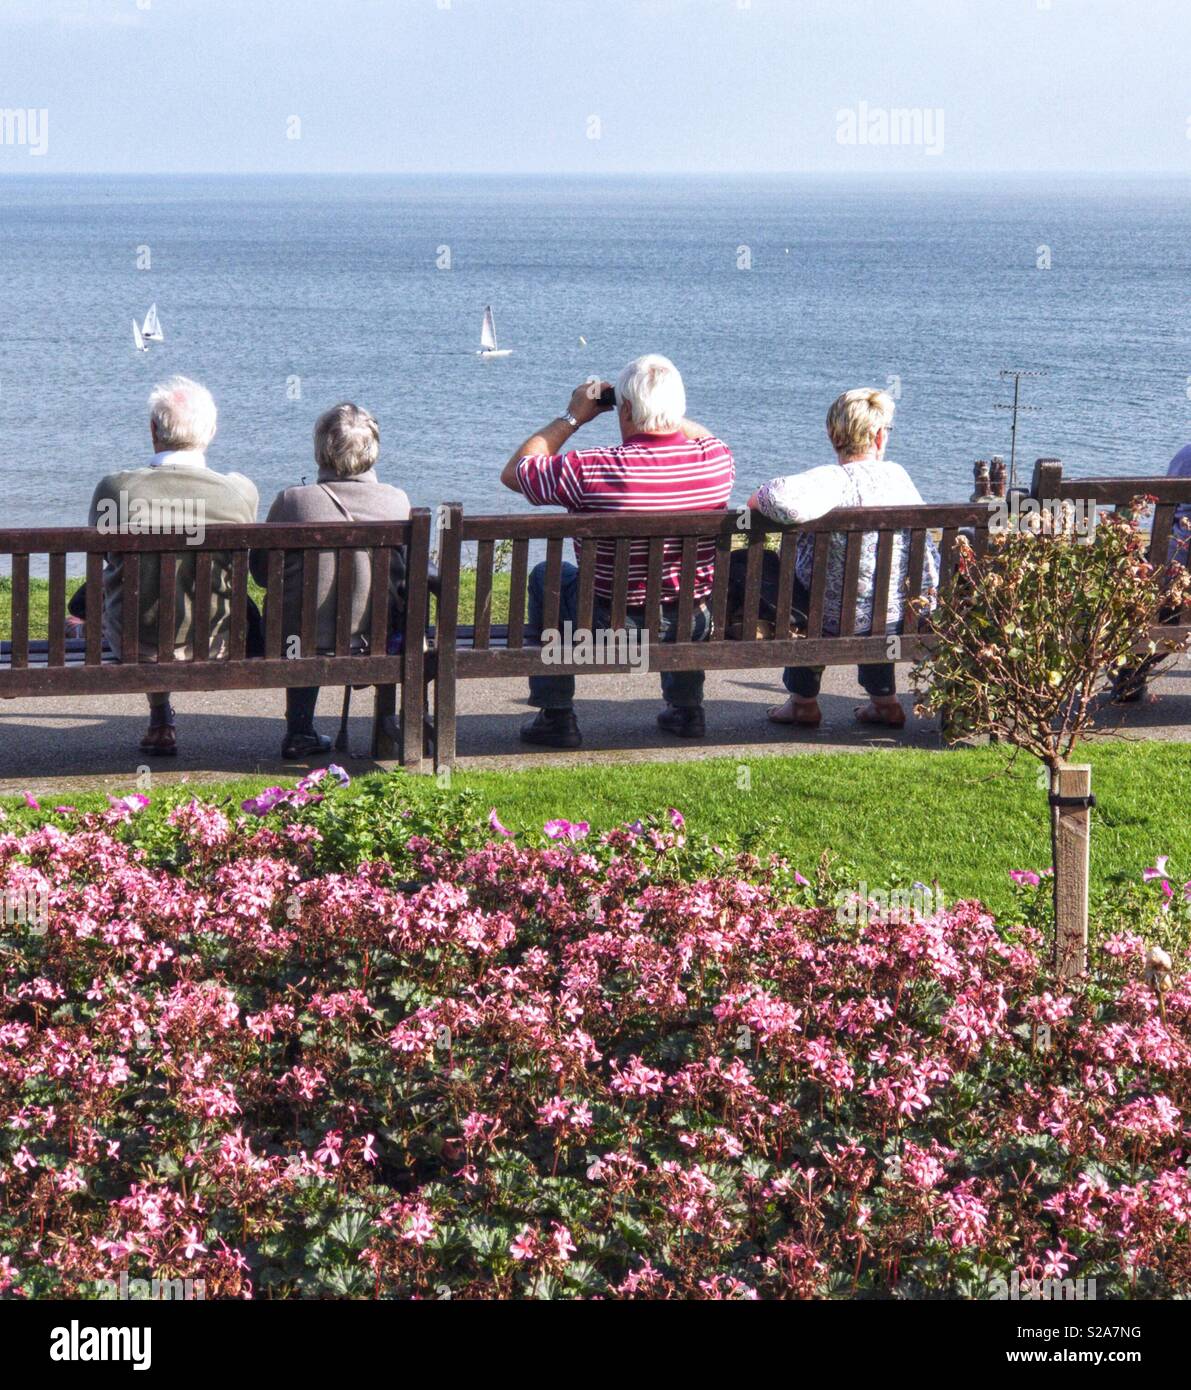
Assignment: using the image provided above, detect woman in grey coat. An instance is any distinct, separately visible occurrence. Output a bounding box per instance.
[250,403,411,759]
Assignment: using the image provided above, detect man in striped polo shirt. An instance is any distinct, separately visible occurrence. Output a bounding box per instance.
[500,354,735,748]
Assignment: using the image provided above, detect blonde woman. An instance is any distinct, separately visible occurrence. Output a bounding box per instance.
[746,388,938,729]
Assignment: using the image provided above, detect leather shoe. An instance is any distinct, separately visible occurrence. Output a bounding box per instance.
[520,708,582,749]
[281,730,333,760]
[657,704,705,738]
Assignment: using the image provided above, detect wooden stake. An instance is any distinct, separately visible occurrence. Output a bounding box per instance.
[1052,763,1092,980]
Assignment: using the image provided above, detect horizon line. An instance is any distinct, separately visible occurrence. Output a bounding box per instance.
[3,167,1191,179]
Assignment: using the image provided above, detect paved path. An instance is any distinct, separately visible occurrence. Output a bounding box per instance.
[2,660,1189,797]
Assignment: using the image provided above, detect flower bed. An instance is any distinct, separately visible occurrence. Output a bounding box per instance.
[1,784,1188,1300]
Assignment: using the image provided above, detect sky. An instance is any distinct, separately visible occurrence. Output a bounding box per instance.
[0,0,1189,174]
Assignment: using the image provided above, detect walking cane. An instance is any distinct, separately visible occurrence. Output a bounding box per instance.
[335,687,351,752]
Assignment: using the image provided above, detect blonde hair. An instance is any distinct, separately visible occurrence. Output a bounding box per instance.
[826,388,895,457]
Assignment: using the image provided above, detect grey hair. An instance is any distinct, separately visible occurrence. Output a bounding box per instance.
[313,403,380,478]
[147,375,218,450]
[616,354,686,434]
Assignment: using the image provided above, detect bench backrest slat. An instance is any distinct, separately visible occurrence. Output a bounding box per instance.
[709,530,732,640]
[838,532,862,638]
[870,530,894,638]
[333,549,353,657]
[472,538,495,650]
[369,546,391,658]
[228,550,249,661]
[541,537,564,635]
[938,527,960,593]
[85,552,103,665]
[193,553,213,662]
[156,552,177,666]
[47,552,67,668]
[297,550,318,658]
[121,552,141,661]
[608,538,630,630]
[737,531,763,640]
[576,539,598,635]
[903,528,928,636]
[265,549,285,659]
[10,554,29,669]
[805,532,830,637]
[774,531,798,640]
[677,536,698,639]
[644,537,665,638]
[507,538,528,648]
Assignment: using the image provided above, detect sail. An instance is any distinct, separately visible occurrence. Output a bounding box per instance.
[480,306,498,353]
[133,319,146,352]
[142,303,163,342]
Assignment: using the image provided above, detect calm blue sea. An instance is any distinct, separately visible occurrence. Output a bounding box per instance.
[1,173,1189,537]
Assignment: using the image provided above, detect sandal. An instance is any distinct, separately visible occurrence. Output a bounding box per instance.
[768,697,822,729]
[854,701,906,729]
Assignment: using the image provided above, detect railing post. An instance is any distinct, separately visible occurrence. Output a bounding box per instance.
[1052,762,1092,981]
[398,510,432,773]
[433,503,463,777]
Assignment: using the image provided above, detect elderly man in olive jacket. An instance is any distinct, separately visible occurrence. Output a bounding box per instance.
[86,375,258,756]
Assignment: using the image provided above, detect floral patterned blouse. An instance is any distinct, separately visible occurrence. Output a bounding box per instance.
[754,459,940,636]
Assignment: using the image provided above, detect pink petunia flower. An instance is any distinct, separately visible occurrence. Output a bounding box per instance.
[488,808,513,839]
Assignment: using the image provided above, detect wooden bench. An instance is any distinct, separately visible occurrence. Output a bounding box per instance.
[1029,459,1191,649]
[0,514,433,770]
[427,499,1000,770]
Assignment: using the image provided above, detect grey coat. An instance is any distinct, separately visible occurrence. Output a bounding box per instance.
[249,468,411,656]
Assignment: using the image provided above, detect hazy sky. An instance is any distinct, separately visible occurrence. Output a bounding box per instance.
[1,0,1189,173]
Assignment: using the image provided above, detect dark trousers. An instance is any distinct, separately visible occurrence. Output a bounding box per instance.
[526,560,711,710]
[286,686,320,734]
[726,549,898,700]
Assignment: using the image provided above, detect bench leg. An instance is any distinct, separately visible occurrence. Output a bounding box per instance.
[433,668,457,777]
[398,673,427,775]
[372,683,399,764]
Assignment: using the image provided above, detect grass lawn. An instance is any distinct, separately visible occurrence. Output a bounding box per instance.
[4,742,1187,914]
[1,572,512,641]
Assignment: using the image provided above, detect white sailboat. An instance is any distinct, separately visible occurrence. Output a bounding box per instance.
[142,303,164,344]
[477,305,512,359]
[132,319,148,353]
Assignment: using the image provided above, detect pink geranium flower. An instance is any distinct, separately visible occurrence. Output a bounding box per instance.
[544,818,589,842]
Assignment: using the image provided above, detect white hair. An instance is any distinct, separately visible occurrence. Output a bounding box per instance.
[313,402,380,478]
[616,354,686,434]
[147,375,218,451]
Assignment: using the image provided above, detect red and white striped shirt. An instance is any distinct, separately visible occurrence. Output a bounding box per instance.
[516,431,735,603]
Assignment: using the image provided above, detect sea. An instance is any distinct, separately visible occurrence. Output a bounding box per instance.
[1,172,1189,544]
